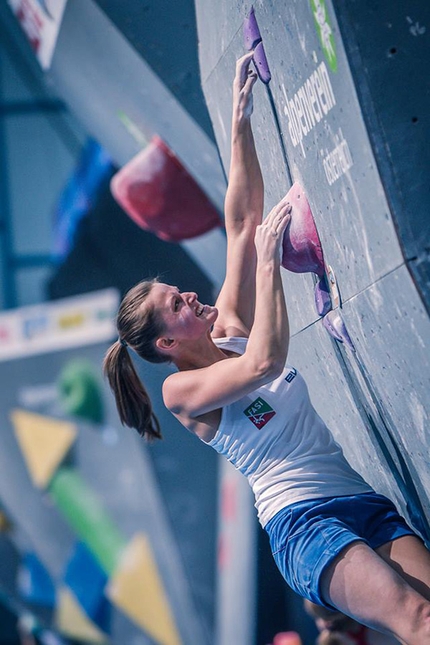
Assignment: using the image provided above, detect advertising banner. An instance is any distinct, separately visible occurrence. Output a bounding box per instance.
[7,0,68,69]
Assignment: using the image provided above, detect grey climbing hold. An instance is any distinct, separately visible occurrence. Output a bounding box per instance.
[323,310,355,352]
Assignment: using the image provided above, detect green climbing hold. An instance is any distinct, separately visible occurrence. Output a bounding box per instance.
[58,358,105,425]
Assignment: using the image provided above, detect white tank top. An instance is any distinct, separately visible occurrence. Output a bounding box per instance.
[204,337,372,527]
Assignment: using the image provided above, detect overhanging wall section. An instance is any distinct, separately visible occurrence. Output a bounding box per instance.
[195,0,430,535]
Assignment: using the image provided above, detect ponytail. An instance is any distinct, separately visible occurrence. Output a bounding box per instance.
[103,279,168,441]
[103,340,162,440]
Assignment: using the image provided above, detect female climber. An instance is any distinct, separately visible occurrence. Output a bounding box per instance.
[103,52,430,644]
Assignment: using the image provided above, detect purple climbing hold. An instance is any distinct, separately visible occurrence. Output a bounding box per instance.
[322,311,343,342]
[243,6,262,51]
[243,7,271,83]
[281,182,325,276]
[253,41,272,84]
[323,310,355,351]
[314,275,331,316]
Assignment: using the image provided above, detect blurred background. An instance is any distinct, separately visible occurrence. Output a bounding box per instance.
[0,1,429,644]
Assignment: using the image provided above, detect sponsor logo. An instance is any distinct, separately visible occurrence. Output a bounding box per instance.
[57,312,85,330]
[311,0,337,72]
[281,61,336,157]
[285,368,297,383]
[243,397,276,429]
[23,315,48,339]
[322,127,353,185]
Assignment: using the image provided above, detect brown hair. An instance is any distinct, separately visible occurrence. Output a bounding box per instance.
[103,279,168,440]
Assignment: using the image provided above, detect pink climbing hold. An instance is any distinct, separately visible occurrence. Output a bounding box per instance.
[281,182,325,276]
[110,136,222,242]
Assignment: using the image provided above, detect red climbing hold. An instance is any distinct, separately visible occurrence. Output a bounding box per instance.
[110,136,222,242]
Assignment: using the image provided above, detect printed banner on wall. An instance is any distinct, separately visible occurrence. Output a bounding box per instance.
[0,289,118,362]
[7,0,68,69]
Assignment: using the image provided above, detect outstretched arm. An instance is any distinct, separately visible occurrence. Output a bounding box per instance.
[212,52,264,338]
[163,197,291,419]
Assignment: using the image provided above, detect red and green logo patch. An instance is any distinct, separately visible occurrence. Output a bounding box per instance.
[243,397,276,429]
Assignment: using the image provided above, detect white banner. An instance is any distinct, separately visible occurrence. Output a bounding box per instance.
[7,0,68,69]
[0,289,119,362]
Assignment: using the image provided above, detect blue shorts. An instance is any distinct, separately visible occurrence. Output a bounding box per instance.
[265,492,416,609]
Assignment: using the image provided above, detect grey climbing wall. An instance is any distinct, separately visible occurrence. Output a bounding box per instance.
[334,0,430,313]
[195,0,430,544]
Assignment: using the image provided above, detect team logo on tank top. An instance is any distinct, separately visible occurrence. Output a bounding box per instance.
[243,397,276,429]
[285,367,297,383]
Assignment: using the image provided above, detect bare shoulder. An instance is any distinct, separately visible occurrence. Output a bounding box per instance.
[161,372,184,414]
[162,369,220,416]
[161,341,261,422]
[162,375,221,441]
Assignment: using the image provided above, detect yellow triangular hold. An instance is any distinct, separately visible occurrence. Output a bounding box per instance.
[10,409,77,489]
[107,533,181,645]
[56,587,108,643]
